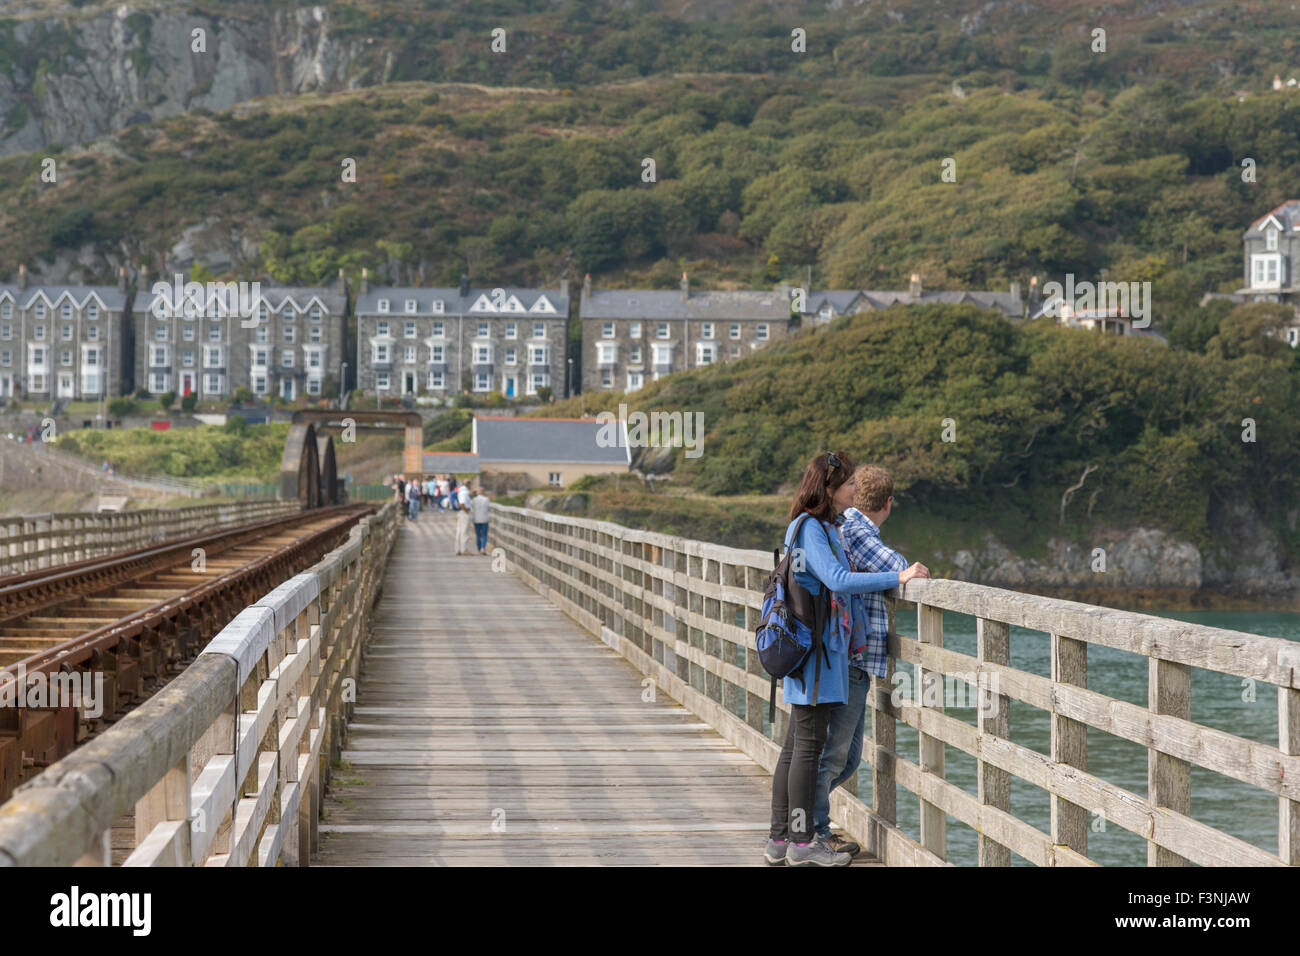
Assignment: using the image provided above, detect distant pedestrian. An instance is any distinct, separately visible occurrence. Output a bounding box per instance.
[449,475,460,509]
[438,476,450,511]
[454,482,473,554]
[407,477,421,522]
[470,486,491,554]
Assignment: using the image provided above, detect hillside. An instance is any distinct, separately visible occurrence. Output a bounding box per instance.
[536,302,1300,599]
[2,1,1298,162]
[2,72,1298,331]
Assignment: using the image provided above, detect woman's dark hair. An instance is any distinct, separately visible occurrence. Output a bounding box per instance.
[788,450,856,522]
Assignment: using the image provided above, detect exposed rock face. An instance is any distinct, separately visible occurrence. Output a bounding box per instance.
[0,4,370,159]
[943,523,1299,599]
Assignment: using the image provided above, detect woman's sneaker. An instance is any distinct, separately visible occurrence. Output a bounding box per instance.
[786,838,852,867]
[763,838,788,865]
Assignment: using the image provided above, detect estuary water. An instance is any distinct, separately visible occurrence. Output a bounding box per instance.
[856,609,1300,866]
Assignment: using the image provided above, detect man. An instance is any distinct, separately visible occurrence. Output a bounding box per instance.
[454,480,473,554]
[811,464,928,858]
[407,476,421,522]
[470,486,491,554]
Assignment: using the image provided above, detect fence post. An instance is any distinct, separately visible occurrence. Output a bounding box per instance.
[1050,632,1088,857]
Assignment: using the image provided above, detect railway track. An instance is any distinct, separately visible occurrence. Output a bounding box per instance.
[0,503,374,802]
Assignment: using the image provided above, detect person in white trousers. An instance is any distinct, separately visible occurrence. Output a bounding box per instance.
[454,482,473,554]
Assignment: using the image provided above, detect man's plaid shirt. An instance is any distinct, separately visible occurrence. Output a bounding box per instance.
[839,507,908,678]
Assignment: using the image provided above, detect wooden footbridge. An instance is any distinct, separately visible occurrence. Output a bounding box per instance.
[1,501,1297,867]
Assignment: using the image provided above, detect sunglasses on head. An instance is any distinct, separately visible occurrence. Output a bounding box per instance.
[824,452,841,484]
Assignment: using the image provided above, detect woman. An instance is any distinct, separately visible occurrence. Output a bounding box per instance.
[766,451,927,867]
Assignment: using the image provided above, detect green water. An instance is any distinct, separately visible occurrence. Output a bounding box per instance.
[854,609,1300,866]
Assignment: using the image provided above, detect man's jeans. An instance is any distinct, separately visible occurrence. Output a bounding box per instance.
[813,667,871,838]
[408,497,419,521]
[474,522,488,551]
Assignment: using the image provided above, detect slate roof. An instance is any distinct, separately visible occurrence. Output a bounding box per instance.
[256,284,347,314]
[1245,200,1300,236]
[356,286,568,317]
[858,289,1022,319]
[0,284,129,311]
[473,416,631,465]
[804,291,862,314]
[580,289,790,321]
[422,451,481,474]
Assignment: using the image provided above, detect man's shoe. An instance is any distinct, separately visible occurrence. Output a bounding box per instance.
[821,832,861,857]
[763,838,788,865]
[786,839,851,867]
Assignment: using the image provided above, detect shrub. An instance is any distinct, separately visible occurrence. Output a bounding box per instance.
[107,397,136,417]
[233,386,254,404]
[180,393,198,412]
[158,391,176,413]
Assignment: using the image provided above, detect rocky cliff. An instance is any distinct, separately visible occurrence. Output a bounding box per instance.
[0,3,374,159]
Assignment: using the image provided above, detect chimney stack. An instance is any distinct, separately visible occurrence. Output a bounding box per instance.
[908,273,921,299]
[459,273,470,298]
[360,267,369,295]
[17,264,27,291]
[560,277,569,299]
[118,265,127,293]
[680,271,690,301]
[582,273,591,298]
[338,266,347,292]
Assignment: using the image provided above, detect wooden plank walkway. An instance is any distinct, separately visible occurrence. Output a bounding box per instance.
[317,511,878,866]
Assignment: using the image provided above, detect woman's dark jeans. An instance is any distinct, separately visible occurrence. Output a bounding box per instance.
[769,701,840,843]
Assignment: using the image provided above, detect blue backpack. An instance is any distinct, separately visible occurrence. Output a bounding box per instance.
[754,514,832,721]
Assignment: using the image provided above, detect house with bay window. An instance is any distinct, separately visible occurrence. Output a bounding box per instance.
[579,272,792,393]
[0,265,132,401]
[354,273,569,399]
[1238,199,1300,347]
[135,270,347,400]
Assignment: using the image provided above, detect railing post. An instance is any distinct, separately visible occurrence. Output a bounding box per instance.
[1147,656,1191,865]
[1050,632,1088,857]
[1282,685,1300,865]
[917,602,946,859]
[976,617,1011,866]
[871,598,899,825]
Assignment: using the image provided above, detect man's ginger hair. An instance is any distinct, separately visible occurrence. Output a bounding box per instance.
[853,464,894,513]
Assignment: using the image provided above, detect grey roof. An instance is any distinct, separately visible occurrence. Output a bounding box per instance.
[858,289,1022,319]
[581,289,790,321]
[804,291,862,314]
[356,286,568,317]
[1245,200,1300,236]
[422,452,481,474]
[0,284,129,311]
[256,284,346,314]
[473,416,630,466]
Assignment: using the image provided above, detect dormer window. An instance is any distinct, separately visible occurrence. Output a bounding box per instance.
[87,302,99,320]
[433,300,444,313]
[309,306,322,321]
[0,302,10,318]
[405,299,417,313]
[34,303,46,319]
[378,298,390,313]
[61,302,72,319]
[1266,229,1279,251]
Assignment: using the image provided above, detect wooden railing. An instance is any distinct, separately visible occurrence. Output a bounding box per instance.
[0,500,299,575]
[491,505,1300,867]
[0,502,400,867]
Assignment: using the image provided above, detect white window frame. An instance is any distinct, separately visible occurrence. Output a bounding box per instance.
[601,322,615,339]
[657,322,670,339]
[729,323,741,339]
[629,322,642,339]
[756,323,769,341]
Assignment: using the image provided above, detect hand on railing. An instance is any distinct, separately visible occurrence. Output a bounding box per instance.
[899,562,930,585]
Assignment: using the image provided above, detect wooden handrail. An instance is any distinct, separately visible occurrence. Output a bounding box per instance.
[488,504,1300,867]
[0,502,400,867]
